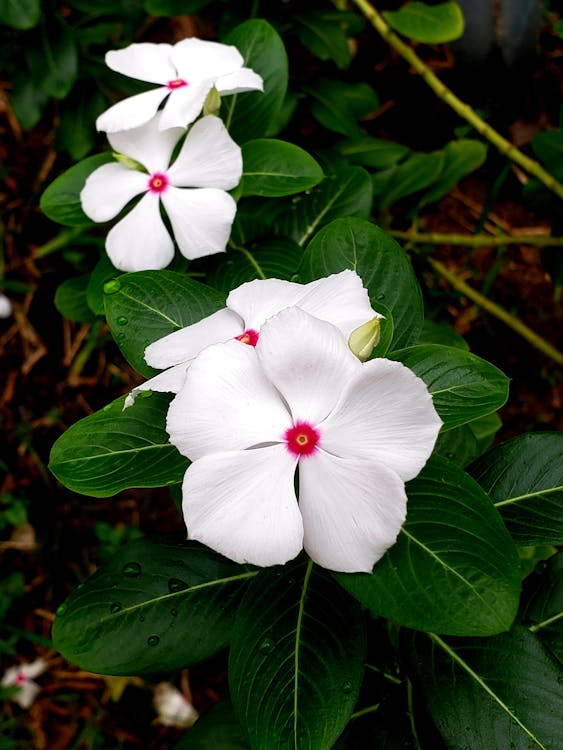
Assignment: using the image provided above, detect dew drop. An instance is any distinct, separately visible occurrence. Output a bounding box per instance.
[147,635,160,647]
[290,274,301,283]
[122,561,142,578]
[168,577,189,593]
[258,638,274,654]
[103,279,121,295]
[139,614,145,622]
[56,603,67,617]
[376,292,386,301]
[102,403,112,412]
[171,608,178,617]
[137,390,153,399]
[116,316,128,326]
[342,680,353,694]
[287,578,295,586]
[110,602,123,614]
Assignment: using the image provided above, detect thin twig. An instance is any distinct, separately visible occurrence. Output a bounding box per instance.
[389,230,563,248]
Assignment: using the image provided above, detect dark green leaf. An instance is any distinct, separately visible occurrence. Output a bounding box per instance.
[87,255,121,316]
[40,153,114,226]
[305,78,379,138]
[405,625,563,749]
[434,423,480,467]
[173,701,250,749]
[143,0,213,15]
[294,12,351,70]
[298,217,423,350]
[221,20,288,143]
[53,538,254,674]
[337,136,410,170]
[469,432,563,546]
[27,16,78,99]
[230,558,366,750]
[418,319,469,350]
[521,552,563,663]
[55,274,97,323]
[103,271,225,377]
[0,0,40,29]
[468,411,502,452]
[531,129,563,165]
[379,152,445,209]
[337,457,521,635]
[389,344,509,430]
[9,73,48,129]
[49,393,188,497]
[55,89,107,160]
[421,139,487,206]
[241,139,323,197]
[384,1,465,44]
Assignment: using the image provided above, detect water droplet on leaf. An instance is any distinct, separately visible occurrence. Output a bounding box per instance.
[376,292,385,301]
[122,562,142,578]
[342,681,353,694]
[103,280,121,295]
[258,638,274,654]
[168,578,189,593]
[56,603,67,617]
[147,635,160,647]
[290,274,301,283]
[171,608,178,617]
[139,614,145,622]
[110,602,123,614]
[116,316,128,326]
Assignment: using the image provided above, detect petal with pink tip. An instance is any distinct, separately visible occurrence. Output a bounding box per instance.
[215,67,264,95]
[105,43,176,84]
[172,38,244,81]
[321,358,442,481]
[226,278,306,331]
[299,450,407,573]
[124,363,190,409]
[96,88,169,133]
[182,446,302,567]
[81,163,148,222]
[108,114,183,174]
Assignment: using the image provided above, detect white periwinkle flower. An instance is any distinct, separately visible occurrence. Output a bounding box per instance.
[153,682,199,729]
[81,114,242,272]
[96,38,264,133]
[0,293,12,318]
[125,270,381,407]
[1,658,47,709]
[166,307,442,573]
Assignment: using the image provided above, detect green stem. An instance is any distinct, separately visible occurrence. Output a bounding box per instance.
[350,0,563,201]
[70,319,105,378]
[427,257,563,365]
[350,703,380,720]
[389,230,563,248]
[34,227,84,258]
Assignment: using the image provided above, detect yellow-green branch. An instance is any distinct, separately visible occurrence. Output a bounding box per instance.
[389,230,563,248]
[351,0,563,202]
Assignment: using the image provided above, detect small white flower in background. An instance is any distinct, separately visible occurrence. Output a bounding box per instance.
[1,658,47,709]
[153,682,198,729]
[96,38,263,133]
[81,114,242,272]
[0,293,13,318]
[125,270,381,407]
[166,307,442,573]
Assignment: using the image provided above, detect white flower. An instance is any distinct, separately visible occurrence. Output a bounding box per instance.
[81,114,242,271]
[153,682,198,729]
[166,307,442,573]
[0,293,12,318]
[125,270,380,407]
[96,38,263,133]
[1,658,47,709]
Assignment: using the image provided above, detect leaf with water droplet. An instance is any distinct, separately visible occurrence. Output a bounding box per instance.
[103,279,121,295]
[122,562,142,578]
[147,635,160,647]
[110,602,123,614]
[168,577,189,593]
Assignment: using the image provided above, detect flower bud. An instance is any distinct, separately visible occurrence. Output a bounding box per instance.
[348,316,382,361]
[203,87,221,117]
[112,152,145,172]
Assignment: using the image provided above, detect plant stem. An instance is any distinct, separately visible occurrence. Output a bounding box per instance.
[34,227,84,258]
[350,0,563,201]
[389,230,563,248]
[427,257,563,365]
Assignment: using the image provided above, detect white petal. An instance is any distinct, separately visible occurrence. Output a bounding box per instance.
[106,193,174,272]
[215,67,264,95]
[226,278,307,331]
[299,451,407,573]
[182,446,302,567]
[124,363,189,409]
[172,38,243,81]
[297,270,380,339]
[19,659,47,681]
[145,308,242,369]
[14,680,40,709]
[0,293,12,318]
[107,114,183,174]
[161,186,236,260]
[167,339,290,461]
[257,307,361,425]
[167,116,242,189]
[158,81,213,130]
[81,163,148,222]
[105,43,176,85]
[96,88,169,133]
[321,358,442,481]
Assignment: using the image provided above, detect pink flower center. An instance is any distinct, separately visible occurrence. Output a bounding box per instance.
[148,172,169,194]
[235,329,259,347]
[15,671,27,686]
[284,421,320,457]
[167,78,188,89]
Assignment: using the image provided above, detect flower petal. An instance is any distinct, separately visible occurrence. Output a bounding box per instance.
[161,186,236,260]
[257,307,361,425]
[299,450,407,573]
[15,680,40,709]
[107,114,183,174]
[96,88,169,133]
[226,278,307,330]
[167,116,242,189]
[158,81,213,131]
[172,38,243,81]
[145,308,242,369]
[106,193,174,272]
[215,67,264,95]
[81,163,148,222]
[124,363,190,409]
[167,339,290,461]
[321,358,442,481]
[182,446,302,567]
[105,43,176,84]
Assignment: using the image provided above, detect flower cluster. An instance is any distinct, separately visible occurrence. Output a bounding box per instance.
[81,38,263,272]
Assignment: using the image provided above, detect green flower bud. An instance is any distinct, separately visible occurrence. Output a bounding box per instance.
[112,152,146,172]
[348,316,382,361]
[203,87,221,117]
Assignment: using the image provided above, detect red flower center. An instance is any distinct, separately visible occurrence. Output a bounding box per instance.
[167,78,188,89]
[15,671,27,686]
[148,172,169,194]
[235,329,259,347]
[284,421,320,457]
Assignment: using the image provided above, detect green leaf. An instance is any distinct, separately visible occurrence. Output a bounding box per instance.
[49,393,188,497]
[337,457,521,636]
[240,139,324,197]
[378,151,445,209]
[421,139,487,206]
[418,319,469,350]
[434,423,480,467]
[207,237,303,293]
[469,432,563,546]
[384,1,465,44]
[55,274,97,323]
[173,701,250,750]
[337,136,410,170]
[389,344,509,430]
[9,73,48,129]
[304,78,379,138]
[55,89,107,160]
[275,167,373,248]
[143,0,213,15]
[86,255,121,316]
[53,538,254,675]
[40,153,114,226]
[0,0,40,29]
[230,558,366,750]
[294,12,352,70]
[531,129,563,165]
[405,625,563,749]
[26,16,78,99]
[221,20,288,143]
[521,552,563,663]
[298,217,423,350]
[103,271,225,377]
